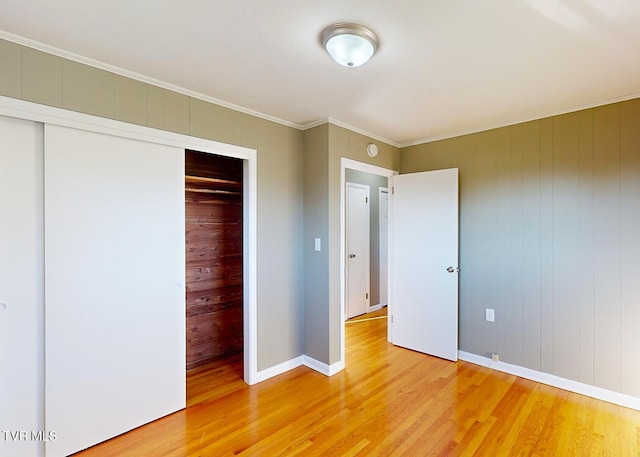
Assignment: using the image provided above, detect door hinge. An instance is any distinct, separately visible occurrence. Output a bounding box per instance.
[366,292,369,299]
[392,186,395,195]
[366,196,368,203]
[391,315,394,323]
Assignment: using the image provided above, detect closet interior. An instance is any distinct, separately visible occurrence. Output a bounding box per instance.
[185,150,244,371]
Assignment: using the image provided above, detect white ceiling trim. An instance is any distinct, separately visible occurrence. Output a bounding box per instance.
[300,118,329,131]
[326,117,401,148]
[0,29,303,131]
[400,92,640,149]
[300,117,400,149]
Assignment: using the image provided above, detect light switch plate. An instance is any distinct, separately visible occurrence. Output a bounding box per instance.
[486,308,495,322]
[314,238,321,252]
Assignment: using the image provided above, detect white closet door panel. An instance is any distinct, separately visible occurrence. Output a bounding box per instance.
[0,117,44,457]
[44,125,185,457]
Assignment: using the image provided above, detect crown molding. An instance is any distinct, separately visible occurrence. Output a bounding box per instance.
[399,92,640,148]
[327,118,401,148]
[300,118,329,131]
[0,29,303,130]
[301,117,401,149]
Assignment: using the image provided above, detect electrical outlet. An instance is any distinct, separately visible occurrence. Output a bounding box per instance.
[491,353,500,362]
[486,308,495,322]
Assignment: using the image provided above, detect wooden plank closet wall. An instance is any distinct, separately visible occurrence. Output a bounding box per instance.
[185,150,243,371]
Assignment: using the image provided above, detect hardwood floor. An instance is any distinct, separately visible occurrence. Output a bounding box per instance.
[346,307,388,323]
[75,317,640,456]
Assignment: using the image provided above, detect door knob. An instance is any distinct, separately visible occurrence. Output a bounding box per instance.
[349,254,356,258]
[446,266,459,273]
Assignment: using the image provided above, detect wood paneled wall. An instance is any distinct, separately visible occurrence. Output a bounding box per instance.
[185,150,243,370]
[400,98,640,397]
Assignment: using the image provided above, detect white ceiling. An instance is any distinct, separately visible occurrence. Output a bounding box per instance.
[1,0,640,146]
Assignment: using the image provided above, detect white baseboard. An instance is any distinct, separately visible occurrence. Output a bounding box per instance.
[303,355,345,376]
[253,356,305,384]
[368,304,383,313]
[252,350,640,412]
[458,351,640,411]
[252,354,346,383]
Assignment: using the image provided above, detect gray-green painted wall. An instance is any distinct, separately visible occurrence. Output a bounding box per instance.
[345,169,389,307]
[328,125,400,363]
[0,38,304,372]
[400,99,640,397]
[303,124,330,363]
[303,125,400,365]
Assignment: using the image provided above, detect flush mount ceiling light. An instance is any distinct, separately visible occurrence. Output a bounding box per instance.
[321,22,379,68]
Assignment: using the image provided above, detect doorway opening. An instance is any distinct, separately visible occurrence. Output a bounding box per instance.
[185,150,244,389]
[340,158,396,367]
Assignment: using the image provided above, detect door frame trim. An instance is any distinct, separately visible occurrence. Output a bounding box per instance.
[378,186,389,310]
[340,158,396,367]
[0,95,260,386]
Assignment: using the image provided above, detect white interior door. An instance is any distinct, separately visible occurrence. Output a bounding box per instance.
[0,116,44,457]
[379,188,389,308]
[44,125,185,456]
[346,183,370,319]
[389,168,459,361]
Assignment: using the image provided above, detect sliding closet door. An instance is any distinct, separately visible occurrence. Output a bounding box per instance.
[0,116,44,457]
[44,125,185,457]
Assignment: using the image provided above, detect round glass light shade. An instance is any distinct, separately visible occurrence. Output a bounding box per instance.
[325,34,375,67]
[321,23,379,68]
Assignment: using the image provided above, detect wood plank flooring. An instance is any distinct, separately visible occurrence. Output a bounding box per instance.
[346,307,387,323]
[74,316,640,456]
